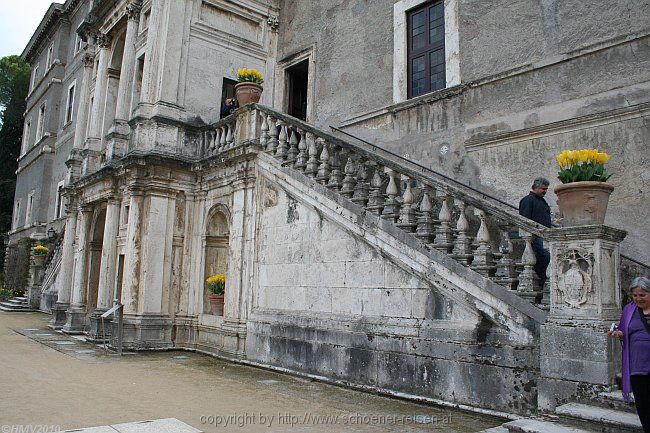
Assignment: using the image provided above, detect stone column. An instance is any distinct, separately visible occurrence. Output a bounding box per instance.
[83,34,111,174]
[539,226,626,411]
[66,53,95,184]
[114,5,140,122]
[63,205,93,334]
[96,199,121,310]
[122,189,143,315]
[49,197,78,329]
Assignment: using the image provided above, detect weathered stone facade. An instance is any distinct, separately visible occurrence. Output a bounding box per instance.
[7,0,648,422]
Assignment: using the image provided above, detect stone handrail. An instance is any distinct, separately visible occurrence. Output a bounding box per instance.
[203,104,552,303]
[41,235,64,291]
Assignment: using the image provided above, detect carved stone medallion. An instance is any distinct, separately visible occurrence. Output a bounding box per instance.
[555,248,593,308]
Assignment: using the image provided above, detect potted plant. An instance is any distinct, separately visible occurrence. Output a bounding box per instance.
[234,68,264,106]
[554,148,613,226]
[32,244,49,267]
[206,273,226,316]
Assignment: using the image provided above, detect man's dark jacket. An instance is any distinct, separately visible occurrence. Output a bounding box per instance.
[519,192,552,228]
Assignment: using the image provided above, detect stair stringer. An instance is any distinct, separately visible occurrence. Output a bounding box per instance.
[255,152,546,344]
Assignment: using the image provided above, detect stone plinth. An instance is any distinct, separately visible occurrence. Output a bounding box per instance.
[539,225,626,411]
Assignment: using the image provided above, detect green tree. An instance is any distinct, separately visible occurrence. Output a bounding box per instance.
[0,55,30,284]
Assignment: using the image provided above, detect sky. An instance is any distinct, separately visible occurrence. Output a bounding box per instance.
[0,0,61,59]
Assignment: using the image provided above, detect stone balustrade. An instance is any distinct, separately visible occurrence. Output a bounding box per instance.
[198,105,553,306]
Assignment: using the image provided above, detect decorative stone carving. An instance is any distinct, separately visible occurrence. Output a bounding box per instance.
[126,3,142,21]
[555,248,594,308]
[94,34,112,49]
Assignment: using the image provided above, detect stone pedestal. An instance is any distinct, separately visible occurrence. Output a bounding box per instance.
[49,302,69,330]
[539,226,626,411]
[86,309,110,342]
[112,314,173,350]
[62,305,87,334]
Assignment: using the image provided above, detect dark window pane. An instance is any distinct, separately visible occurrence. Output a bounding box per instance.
[411,11,426,50]
[411,56,426,96]
[429,48,446,91]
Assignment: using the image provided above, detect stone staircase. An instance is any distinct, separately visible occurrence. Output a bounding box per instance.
[0,296,36,312]
[478,391,642,433]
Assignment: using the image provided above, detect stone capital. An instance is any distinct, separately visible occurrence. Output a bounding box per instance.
[95,34,112,49]
[126,3,142,20]
[82,53,95,68]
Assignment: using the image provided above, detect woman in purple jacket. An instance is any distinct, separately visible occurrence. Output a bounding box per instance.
[608,276,650,432]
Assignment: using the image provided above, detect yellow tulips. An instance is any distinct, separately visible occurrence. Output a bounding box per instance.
[555,149,611,169]
[236,68,264,84]
[556,148,612,183]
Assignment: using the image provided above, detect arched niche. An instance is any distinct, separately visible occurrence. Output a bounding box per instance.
[86,205,106,316]
[203,206,230,315]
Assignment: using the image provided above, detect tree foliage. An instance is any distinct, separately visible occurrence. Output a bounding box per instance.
[0,55,30,284]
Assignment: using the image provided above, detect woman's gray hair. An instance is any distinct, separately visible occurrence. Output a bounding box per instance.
[629,276,650,293]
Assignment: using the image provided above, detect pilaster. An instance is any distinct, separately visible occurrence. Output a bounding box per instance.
[49,195,78,329]
[538,225,627,411]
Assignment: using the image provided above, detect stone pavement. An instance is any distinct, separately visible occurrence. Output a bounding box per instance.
[0,312,503,432]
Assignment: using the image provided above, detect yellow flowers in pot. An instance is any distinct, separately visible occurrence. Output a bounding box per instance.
[236,68,264,84]
[206,273,226,295]
[32,245,49,256]
[556,149,612,184]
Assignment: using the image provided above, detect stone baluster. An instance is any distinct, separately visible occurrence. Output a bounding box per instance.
[259,112,269,148]
[294,129,307,172]
[366,166,385,215]
[304,133,319,178]
[433,191,454,253]
[397,176,417,232]
[327,147,343,191]
[286,127,299,165]
[219,126,227,152]
[517,230,540,301]
[381,168,401,221]
[494,227,518,291]
[416,189,435,244]
[316,139,331,185]
[266,115,278,153]
[340,155,357,198]
[471,209,495,277]
[225,123,234,149]
[451,199,473,265]
[275,122,288,160]
[351,160,370,207]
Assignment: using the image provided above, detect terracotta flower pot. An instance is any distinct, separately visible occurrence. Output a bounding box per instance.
[33,254,46,267]
[208,293,225,316]
[554,181,614,226]
[234,82,263,106]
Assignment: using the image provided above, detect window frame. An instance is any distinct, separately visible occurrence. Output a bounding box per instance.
[31,65,39,91]
[55,180,65,219]
[36,102,47,142]
[406,0,446,99]
[25,192,35,226]
[46,43,54,69]
[393,0,460,103]
[21,119,31,155]
[65,81,76,124]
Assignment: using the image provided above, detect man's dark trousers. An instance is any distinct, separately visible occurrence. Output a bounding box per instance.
[532,236,550,288]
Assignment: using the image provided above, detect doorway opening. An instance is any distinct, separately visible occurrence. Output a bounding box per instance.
[285,60,309,121]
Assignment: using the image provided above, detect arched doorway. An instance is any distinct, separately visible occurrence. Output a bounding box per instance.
[203,208,230,315]
[86,206,106,325]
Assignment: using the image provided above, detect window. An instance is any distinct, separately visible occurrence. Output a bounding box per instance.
[13,200,21,229]
[46,44,54,68]
[55,181,65,219]
[21,120,31,155]
[25,192,34,226]
[74,35,83,54]
[65,82,76,124]
[36,103,46,142]
[31,65,39,90]
[393,0,459,102]
[407,1,445,98]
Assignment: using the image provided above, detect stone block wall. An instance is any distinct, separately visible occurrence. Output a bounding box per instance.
[245,171,541,415]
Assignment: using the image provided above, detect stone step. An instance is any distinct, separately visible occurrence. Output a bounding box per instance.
[597,390,637,413]
[555,403,642,433]
[0,304,36,312]
[503,419,596,433]
[476,426,510,433]
[13,296,27,302]
[6,298,27,306]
